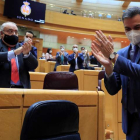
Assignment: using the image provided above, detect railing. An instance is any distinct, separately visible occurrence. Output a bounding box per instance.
[45,3,124,21]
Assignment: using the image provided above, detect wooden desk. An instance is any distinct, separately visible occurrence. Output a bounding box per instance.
[0,88,105,140]
[74,70,100,91]
[29,72,47,89]
[45,61,56,73]
[56,65,70,71]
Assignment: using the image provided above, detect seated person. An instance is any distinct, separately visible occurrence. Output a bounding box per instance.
[45,48,55,61]
[68,45,84,72]
[90,52,101,67]
[54,45,69,71]
[81,47,94,70]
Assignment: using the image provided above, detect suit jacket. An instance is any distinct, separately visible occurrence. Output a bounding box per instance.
[68,53,84,72]
[90,55,101,67]
[0,40,38,88]
[20,42,37,58]
[54,51,69,71]
[104,44,140,134]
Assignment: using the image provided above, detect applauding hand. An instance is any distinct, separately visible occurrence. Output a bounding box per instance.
[93,30,114,58]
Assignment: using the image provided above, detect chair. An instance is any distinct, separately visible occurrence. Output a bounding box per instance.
[43,72,78,90]
[20,100,80,140]
[97,70,105,91]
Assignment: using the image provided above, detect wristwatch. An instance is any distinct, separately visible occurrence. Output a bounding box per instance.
[109,52,117,60]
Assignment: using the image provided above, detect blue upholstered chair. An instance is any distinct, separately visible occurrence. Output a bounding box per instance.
[20,100,81,140]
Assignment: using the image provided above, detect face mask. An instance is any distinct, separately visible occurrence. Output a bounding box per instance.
[73,48,78,52]
[24,37,29,43]
[61,48,64,52]
[49,50,52,54]
[3,34,18,46]
[126,30,140,45]
[82,50,85,54]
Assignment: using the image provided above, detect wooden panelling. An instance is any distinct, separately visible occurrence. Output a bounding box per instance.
[44,10,124,33]
[23,90,98,106]
[0,109,22,140]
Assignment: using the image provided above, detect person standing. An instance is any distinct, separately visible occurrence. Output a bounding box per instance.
[68,44,84,72]
[0,21,38,88]
[91,7,140,139]
[54,45,69,71]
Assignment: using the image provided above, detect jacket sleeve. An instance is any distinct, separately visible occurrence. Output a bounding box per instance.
[0,52,8,63]
[31,47,37,58]
[104,72,122,95]
[23,53,38,70]
[114,55,140,80]
[77,53,84,63]
[56,52,61,62]
[68,54,75,64]
[64,52,69,61]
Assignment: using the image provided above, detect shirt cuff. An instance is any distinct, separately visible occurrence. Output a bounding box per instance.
[8,50,16,61]
[105,72,113,79]
[23,52,30,58]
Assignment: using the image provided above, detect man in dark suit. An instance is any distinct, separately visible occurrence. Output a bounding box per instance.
[54,45,69,71]
[0,21,38,88]
[20,31,37,71]
[91,7,140,139]
[68,44,84,72]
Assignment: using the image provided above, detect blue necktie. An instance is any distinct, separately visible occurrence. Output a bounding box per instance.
[128,45,139,114]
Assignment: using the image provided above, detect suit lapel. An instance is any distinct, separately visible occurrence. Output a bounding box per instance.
[123,44,131,59]
[135,47,140,63]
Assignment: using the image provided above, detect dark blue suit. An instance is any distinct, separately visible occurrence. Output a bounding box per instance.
[68,53,84,72]
[20,42,37,71]
[105,44,140,137]
[54,52,69,71]
[20,42,37,58]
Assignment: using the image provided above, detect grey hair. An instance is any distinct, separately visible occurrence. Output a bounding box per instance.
[73,44,78,47]
[60,45,65,49]
[1,22,17,31]
[122,7,140,22]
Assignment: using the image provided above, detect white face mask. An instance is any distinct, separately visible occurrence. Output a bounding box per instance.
[82,50,85,54]
[61,48,64,52]
[126,30,140,45]
[24,37,29,43]
[49,50,52,54]
[73,48,78,52]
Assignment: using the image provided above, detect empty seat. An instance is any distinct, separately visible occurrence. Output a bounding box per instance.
[43,72,78,90]
[20,100,80,140]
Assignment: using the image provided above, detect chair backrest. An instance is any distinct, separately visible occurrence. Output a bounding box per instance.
[43,72,78,90]
[98,70,105,91]
[20,100,80,140]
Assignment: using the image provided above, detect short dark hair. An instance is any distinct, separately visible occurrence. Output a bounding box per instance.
[47,48,52,53]
[81,47,85,50]
[122,7,140,22]
[25,31,34,37]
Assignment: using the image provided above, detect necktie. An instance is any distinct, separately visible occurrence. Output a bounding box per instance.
[61,54,64,64]
[8,47,19,84]
[128,45,139,114]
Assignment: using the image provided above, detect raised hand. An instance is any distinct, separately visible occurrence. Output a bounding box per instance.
[22,40,32,55]
[91,43,113,76]
[93,30,114,58]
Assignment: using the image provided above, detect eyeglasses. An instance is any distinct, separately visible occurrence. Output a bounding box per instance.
[3,29,18,35]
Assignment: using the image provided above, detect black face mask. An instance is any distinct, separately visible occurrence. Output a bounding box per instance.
[3,34,18,45]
